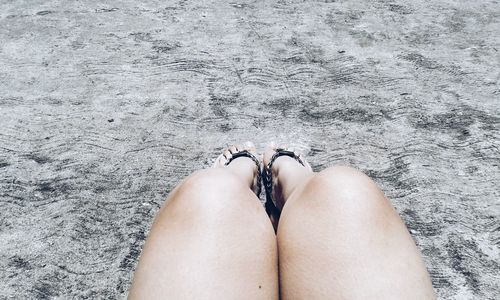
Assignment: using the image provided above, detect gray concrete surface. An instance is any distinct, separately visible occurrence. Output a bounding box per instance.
[1,0,499,298]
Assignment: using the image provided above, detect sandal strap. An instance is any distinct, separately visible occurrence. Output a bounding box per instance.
[225,150,262,197]
[263,148,305,212]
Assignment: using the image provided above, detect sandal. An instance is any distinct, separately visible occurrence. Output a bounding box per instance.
[219,147,262,197]
[262,148,306,217]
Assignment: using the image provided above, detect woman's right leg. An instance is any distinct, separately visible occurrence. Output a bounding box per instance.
[265,150,435,299]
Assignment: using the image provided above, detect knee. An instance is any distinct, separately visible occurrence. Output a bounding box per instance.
[168,168,254,213]
[177,168,248,198]
[316,165,368,183]
[307,166,373,190]
[279,166,397,239]
[301,165,386,208]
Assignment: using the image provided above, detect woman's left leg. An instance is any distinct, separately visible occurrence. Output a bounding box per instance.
[129,145,278,299]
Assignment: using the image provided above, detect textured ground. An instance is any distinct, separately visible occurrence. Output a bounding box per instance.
[1,0,499,299]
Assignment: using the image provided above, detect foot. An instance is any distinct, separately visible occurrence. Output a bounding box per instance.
[213,141,262,195]
[263,143,313,211]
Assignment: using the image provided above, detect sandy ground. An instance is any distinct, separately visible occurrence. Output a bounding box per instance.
[0,0,499,298]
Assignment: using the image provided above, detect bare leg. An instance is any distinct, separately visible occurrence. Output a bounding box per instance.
[264,148,435,299]
[129,145,277,299]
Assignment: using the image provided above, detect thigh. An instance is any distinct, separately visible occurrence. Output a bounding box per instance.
[277,166,435,299]
[129,169,278,300]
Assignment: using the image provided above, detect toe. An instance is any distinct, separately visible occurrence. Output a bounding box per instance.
[243,141,256,152]
[213,151,227,168]
[241,141,259,162]
[223,148,233,160]
[228,145,238,155]
[263,142,278,168]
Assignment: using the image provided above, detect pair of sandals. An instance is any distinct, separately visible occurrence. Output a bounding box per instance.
[216,145,307,218]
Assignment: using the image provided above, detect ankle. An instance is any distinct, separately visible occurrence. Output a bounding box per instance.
[273,157,313,204]
[226,157,257,187]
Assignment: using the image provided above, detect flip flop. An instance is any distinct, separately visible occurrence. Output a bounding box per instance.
[262,148,306,218]
[216,147,262,197]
